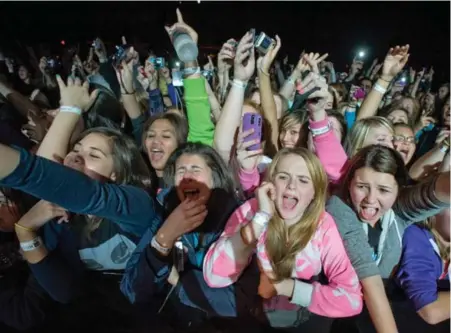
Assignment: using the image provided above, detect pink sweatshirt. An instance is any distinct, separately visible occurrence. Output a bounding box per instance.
[309,117,348,183]
[203,198,363,318]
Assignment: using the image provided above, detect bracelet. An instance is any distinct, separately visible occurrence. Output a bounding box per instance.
[309,122,331,137]
[378,76,392,83]
[20,237,43,252]
[151,236,171,255]
[60,105,82,115]
[252,211,272,227]
[373,83,387,94]
[15,223,34,232]
[232,79,248,89]
[121,91,136,95]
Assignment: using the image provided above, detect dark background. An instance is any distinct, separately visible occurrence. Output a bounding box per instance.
[0,1,449,84]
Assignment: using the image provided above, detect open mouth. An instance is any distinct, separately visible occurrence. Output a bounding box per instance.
[149,148,165,162]
[282,194,299,211]
[183,188,201,200]
[360,206,379,220]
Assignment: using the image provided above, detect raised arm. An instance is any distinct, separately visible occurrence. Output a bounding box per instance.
[0,145,157,231]
[304,72,348,182]
[214,31,255,162]
[257,36,282,156]
[37,76,96,162]
[394,171,450,223]
[409,137,449,181]
[357,45,409,121]
[164,9,215,146]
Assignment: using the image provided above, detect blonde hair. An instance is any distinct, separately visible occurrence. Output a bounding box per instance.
[345,116,394,157]
[264,148,328,281]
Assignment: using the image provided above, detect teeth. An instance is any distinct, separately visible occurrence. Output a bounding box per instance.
[151,149,163,153]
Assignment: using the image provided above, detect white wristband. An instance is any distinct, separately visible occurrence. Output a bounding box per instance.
[373,83,387,95]
[252,211,271,227]
[20,237,43,252]
[151,236,171,255]
[309,122,331,137]
[232,79,248,89]
[60,105,82,115]
[183,67,200,77]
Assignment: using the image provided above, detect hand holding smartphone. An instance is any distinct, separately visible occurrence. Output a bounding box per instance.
[242,113,262,151]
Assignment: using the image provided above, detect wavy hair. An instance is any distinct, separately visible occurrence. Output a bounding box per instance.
[264,148,328,281]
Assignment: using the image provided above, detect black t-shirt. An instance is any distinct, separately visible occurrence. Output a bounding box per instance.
[367,222,382,262]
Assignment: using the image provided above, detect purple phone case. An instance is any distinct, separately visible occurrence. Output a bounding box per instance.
[242,113,262,151]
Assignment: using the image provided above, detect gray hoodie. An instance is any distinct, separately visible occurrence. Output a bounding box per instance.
[326,175,449,279]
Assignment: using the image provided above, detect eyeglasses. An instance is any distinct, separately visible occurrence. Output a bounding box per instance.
[393,135,416,144]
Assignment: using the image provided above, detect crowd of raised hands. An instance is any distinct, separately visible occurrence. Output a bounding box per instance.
[0,7,449,333]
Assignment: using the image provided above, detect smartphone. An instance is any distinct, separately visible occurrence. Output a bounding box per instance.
[172,69,184,87]
[242,113,262,151]
[254,32,275,55]
[149,57,166,70]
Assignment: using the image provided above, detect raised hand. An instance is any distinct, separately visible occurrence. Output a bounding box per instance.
[257,35,282,74]
[217,39,236,73]
[115,60,135,94]
[299,72,329,114]
[302,52,329,75]
[165,8,199,45]
[233,31,255,82]
[236,129,263,172]
[256,181,276,218]
[381,44,410,81]
[56,76,98,111]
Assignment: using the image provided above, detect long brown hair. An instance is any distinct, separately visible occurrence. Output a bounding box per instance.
[264,148,328,281]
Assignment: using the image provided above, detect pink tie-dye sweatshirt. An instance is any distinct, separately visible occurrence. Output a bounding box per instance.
[203,198,363,318]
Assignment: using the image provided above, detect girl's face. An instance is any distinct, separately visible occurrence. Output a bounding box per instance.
[325,91,334,110]
[438,86,449,100]
[279,123,302,149]
[307,116,343,152]
[64,133,116,181]
[393,126,416,165]
[175,153,213,202]
[349,167,399,226]
[387,109,409,125]
[18,66,29,81]
[273,154,315,225]
[363,126,394,149]
[145,119,178,176]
